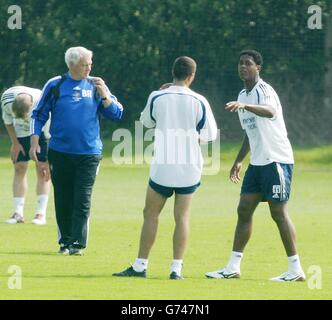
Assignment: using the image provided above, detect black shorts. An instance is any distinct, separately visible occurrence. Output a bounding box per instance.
[17,133,48,163]
[241,162,293,202]
[149,179,200,198]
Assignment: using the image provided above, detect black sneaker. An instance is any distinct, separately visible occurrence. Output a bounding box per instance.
[58,244,69,255]
[112,266,146,278]
[169,271,184,280]
[69,246,84,256]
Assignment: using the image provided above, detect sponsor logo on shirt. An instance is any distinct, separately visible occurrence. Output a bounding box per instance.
[242,116,257,130]
[72,88,92,102]
[72,87,82,102]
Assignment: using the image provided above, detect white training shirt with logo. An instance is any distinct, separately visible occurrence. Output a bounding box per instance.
[1,86,49,138]
[237,78,294,165]
[140,85,218,187]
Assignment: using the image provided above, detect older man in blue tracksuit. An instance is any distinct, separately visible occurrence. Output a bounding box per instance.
[30,46,123,255]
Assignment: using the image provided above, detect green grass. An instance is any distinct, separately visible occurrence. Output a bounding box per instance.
[0,143,331,299]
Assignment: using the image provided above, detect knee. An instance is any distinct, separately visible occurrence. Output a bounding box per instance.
[143,207,159,222]
[174,212,189,225]
[14,163,27,175]
[237,203,252,223]
[36,163,49,177]
[270,209,287,224]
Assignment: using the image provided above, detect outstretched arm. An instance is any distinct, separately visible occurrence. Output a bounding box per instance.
[225,101,276,118]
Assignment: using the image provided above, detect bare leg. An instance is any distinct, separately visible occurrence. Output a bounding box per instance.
[173,193,193,260]
[13,162,28,197]
[137,186,167,259]
[269,201,297,257]
[35,162,51,195]
[232,193,262,252]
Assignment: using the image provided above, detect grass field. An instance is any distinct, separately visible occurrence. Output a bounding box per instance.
[0,142,331,300]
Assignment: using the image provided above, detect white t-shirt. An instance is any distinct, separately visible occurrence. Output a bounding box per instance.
[237,78,294,165]
[140,85,218,187]
[1,86,49,138]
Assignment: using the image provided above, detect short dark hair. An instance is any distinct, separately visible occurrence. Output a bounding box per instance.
[172,56,196,80]
[239,50,263,66]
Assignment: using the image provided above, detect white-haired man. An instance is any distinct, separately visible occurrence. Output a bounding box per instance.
[1,86,50,225]
[30,46,124,255]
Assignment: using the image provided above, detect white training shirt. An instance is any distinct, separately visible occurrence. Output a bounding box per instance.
[237,78,294,165]
[140,85,218,187]
[1,86,49,138]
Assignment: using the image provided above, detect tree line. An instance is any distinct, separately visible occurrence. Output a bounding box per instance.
[0,0,331,144]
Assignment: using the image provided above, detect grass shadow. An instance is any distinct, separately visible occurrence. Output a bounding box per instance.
[0,251,57,256]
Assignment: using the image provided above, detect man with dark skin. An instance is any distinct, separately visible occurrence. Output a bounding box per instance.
[206,50,305,282]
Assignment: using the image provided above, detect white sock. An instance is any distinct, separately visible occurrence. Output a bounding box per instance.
[35,194,49,217]
[288,254,303,274]
[133,258,148,272]
[13,197,25,216]
[170,259,183,275]
[226,251,243,272]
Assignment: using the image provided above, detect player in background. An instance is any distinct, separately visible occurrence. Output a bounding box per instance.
[205,50,305,282]
[1,86,50,225]
[113,56,218,280]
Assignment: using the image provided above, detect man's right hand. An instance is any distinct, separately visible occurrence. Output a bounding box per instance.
[10,143,25,163]
[230,162,242,184]
[29,135,40,162]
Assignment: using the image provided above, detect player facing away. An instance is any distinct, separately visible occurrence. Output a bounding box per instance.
[1,87,50,225]
[113,56,218,280]
[205,50,305,282]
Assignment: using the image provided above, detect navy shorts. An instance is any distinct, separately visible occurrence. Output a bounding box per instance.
[241,162,293,202]
[17,133,48,163]
[149,179,200,198]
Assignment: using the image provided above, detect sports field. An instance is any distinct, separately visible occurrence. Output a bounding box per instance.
[0,142,331,300]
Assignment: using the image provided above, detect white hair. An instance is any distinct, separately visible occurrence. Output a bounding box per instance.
[64,46,93,67]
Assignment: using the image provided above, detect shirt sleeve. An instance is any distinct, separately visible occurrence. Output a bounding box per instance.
[41,118,51,139]
[256,84,279,120]
[197,97,218,143]
[1,101,14,125]
[140,93,156,128]
[31,80,54,136]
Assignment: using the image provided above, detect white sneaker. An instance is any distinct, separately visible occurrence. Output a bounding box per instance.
[205,267,240,279]
[32,214,46,225]
[269,271,306,282]
[5,213,24,224]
